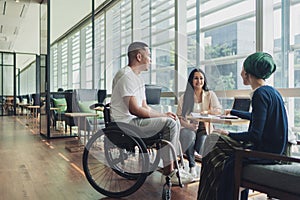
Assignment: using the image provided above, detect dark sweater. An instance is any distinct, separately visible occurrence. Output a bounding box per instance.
[228,85,288,154]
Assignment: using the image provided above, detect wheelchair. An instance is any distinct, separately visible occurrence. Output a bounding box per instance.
[82,103,185,199]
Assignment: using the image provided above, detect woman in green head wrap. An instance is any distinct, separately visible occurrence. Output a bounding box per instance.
[240,52,276,90]
[243,52,276,80]
[198,52,288,200]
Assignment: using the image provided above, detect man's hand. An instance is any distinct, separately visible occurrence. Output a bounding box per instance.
[165,112,177,121]
[189,120,199,131]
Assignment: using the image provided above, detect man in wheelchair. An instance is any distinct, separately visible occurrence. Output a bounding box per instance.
[110,42,193,187]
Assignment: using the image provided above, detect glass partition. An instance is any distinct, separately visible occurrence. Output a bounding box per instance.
[46,0,93,138]
[0,52,15,116]
[40,55,47,135]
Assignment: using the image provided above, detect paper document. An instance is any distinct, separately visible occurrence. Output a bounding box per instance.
[190,112,213,118]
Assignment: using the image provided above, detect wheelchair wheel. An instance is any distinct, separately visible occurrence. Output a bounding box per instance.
[82,126,149,198]
[108,122,161,176]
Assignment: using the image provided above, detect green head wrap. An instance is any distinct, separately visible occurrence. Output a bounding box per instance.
[243,52,276,79]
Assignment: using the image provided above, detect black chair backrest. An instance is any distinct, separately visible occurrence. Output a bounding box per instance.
[145,84,162,105]
[0,96,5,103]
[64,90,76,113]
[97,89,107,104]
[25,94,32,104]
[31,93,40,106]
[17,96,23,103]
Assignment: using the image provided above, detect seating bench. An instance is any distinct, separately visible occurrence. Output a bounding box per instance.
[234,143,300,200]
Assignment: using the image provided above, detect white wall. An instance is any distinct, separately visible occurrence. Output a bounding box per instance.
[14,0,93,53]
[14,3,40,54]
[51,0,92,43]
[13,0,92,69]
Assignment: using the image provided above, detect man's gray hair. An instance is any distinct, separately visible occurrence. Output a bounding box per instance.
[127,41,149,63]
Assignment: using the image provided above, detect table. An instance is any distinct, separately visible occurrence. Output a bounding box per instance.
[17,102,30,115]
[64,112,98,141]
[26,105,40,129]
[64,112,98,152]
[4,96,14,115]
[186,114,249,133]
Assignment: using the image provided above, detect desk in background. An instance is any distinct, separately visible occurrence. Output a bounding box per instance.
[64,112,98,152]
[17,102,30,115]
[26,105,40,129]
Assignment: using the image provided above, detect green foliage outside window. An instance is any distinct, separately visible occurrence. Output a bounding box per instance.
[204,42,236,91]
[295,99,300,128]
[210,72,235,91]
[295,111,300,127]
[205,43,236,59]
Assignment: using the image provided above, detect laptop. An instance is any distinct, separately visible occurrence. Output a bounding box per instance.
[232,96,251,111]
[219,96,251,119]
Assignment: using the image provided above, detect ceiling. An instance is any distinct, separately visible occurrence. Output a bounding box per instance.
[0,0,43,53]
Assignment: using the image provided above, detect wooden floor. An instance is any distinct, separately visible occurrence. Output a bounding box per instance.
[0,116,269,200]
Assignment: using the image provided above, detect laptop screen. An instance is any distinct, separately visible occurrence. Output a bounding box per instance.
[232,97,251,111]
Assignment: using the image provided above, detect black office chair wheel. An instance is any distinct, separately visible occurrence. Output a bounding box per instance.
[82,125,150,198]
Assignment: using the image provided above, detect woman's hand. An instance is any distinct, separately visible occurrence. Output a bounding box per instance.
[223,109,231,115]
[212,128,229,135]
[209,108,222,115]
[200,110,208,116]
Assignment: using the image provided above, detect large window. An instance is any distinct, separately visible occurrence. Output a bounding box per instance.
[107,0,131,76]
[60,40,68,89]
[290,0,300,127]
[49,0,300,127]
[51,46,58,90]
[94,14,105,89]
[71,32,80,89]
[199,0,256,92]
[139,0,176,93]
[102,0,132,94]
[291,0,300,88]
[186,0,197,68]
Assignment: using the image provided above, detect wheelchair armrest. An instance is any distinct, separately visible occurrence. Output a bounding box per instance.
[89,103,105,109]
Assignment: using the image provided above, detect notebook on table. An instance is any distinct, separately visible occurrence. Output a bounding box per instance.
[219,115,239,119]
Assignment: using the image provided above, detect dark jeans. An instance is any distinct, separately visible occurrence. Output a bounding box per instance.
[180,122,207,168]
[218,156,249,200]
